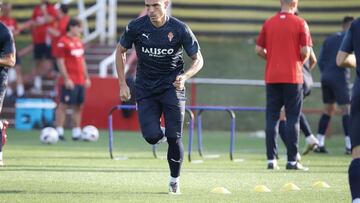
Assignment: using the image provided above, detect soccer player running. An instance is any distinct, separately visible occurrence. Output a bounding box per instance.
[54,19,91,141]
[0,18,16,166]
[256,0,312,170]
[315,16,354,154]
[336,17,360,203]
[116,0,203,194]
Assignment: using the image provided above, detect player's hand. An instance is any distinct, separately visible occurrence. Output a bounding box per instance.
[64,78,75,90]
[120,84,131,102]
[84,78,91,88]
[173,74,186,90]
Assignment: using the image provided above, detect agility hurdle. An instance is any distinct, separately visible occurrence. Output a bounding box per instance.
[107,105,195,160]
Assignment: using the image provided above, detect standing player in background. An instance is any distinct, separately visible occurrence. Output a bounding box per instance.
[54,19,91,141]
[256,0,312,170]
[116,0,203,194]
[0,2,25,98]
[0,19,16,166]
[47,3,70,62]
[315,16,354,154]
[336,17,360,203]
[30,0,57,94]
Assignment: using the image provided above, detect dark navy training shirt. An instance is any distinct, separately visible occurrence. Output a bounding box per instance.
[318,31,350,83]
[340,18,360,78]
[120,15,199,99]
[0,22,15,69]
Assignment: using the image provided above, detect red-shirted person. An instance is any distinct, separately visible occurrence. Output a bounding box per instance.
[55,19,91,141]
[256,0,312,170]
[31,0,57,94]
[47,3,70,59]
[0,2,25,98]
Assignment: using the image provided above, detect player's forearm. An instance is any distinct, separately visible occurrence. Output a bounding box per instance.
[336,51,356,68]
[301,46,311,63]
[308,49,317,70]
[82,60,90,79]
[56,58,70,79]
[0,53,16,67]
[182,51,203,80]
[115,45,128,86]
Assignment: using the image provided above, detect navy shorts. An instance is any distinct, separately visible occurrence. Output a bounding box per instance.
[321,80,351,105]
[350,78,360,149]
[33,43,52,60]
[137,88,186,139]
[0,68,8,112]
[60,85,85,105]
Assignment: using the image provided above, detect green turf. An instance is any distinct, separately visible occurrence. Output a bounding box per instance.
[0,129,352,202]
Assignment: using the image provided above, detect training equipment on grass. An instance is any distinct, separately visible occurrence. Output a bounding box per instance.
[282,183,301,191]
[313,181,330,188]
[210,187,231,194]
[40,127,58,144]
[108,105,264,161]
[253,185,271,192]
[82,125,99,142]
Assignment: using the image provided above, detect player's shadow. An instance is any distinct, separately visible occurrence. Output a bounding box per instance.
[0,190,23,194]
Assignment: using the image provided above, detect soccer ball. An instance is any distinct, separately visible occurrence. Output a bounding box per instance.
[40,127,58,144]
[81,125,99,142]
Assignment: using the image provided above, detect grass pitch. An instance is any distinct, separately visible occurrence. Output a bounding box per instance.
[0,129,352,202]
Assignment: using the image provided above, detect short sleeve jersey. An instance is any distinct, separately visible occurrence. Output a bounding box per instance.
[120,15,200,99]
[340,18,360,77]
[256,12,312,84]
[56,35,85,85]
[0,22,15,69]
[31,3,57,44]
[318,32,350,83]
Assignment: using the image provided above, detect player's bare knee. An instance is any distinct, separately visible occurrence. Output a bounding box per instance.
[339,104,350,115]
[353,146,360,159]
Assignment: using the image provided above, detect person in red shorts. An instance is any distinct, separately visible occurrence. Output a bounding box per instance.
[54,19,91,141]
[256,0,312,170]
[0,2,25,98]
[30,0,57,94]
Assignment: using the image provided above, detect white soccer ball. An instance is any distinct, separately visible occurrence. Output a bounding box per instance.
[81,125,99,142]
[40,127,58,144]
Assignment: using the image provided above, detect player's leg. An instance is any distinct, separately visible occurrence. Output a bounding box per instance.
[336,81,352,154]
[265,84,283,169]
[55,85,72,140]
[0,68,8,166]
[348,80,360,202]
[316,82,335,153]
[300,112,319,155]
[137,96,164,145]
[283,84,307,170]
[70,85,86,140]
[161,88,185,194]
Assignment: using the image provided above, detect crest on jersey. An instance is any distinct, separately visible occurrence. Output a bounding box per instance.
[168,32,174,42]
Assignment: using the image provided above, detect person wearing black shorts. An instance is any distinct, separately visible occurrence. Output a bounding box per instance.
[116,0,203,194]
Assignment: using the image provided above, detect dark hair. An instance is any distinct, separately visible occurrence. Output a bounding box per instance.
[66,18,81,31]
[343,16,354,25]
[60,4,68,14]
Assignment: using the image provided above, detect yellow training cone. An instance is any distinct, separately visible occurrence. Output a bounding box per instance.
[313,181,330,188]
[210,187,231,194]
[282,183,301,191]
[253,185,271,192]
